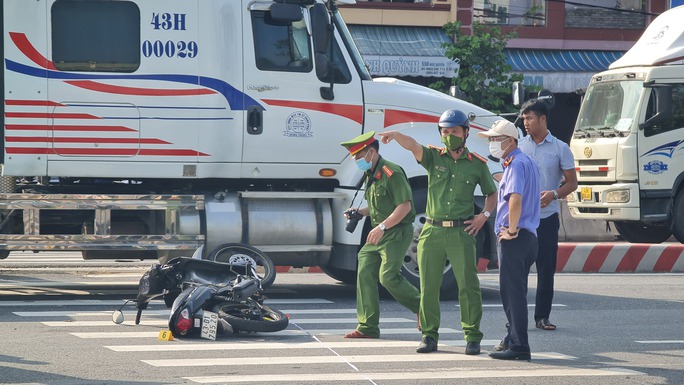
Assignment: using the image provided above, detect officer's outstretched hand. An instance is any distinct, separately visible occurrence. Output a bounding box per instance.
[464,214,486,236]
[378,131,397,144]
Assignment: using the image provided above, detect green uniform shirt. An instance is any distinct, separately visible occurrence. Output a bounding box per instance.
[364,157,415,227]
[419,145,497,220]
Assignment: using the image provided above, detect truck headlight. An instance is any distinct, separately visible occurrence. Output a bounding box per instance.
[606,190,629,203]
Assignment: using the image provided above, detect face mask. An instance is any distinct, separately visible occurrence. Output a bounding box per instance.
[441,134,464,151]
[355,152,372,171]
[489,139,510,159]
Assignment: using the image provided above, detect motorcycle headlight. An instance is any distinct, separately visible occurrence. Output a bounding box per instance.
[139,275,151,295]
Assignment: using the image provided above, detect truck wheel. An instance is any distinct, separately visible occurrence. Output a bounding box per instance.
[208,243,276,288]
[613,221,672,244]
[672,191,684,243]
[0,250,9,260]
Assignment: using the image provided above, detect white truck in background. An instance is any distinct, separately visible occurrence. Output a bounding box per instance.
[567,5,684,243]
[1,0,504,294]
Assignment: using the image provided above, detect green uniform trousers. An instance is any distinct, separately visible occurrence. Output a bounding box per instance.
[355,223,421,337]
[418,224,483,342]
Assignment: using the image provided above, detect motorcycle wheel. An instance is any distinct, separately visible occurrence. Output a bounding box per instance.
[213,302,289,333]
[207,243,276,288]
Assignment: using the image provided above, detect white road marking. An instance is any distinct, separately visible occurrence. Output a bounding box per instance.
[105,339,505,352]
[184,368,643,383]
[71,327,461,338]
[635,340,684,344]
[143,352,576,367]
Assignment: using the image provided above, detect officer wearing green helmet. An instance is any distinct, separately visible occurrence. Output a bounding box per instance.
[339,131,421,339]
[380,109,497,354]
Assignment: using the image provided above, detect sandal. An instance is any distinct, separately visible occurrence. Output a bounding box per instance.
[344,330,376,339]
[536,318,557,330]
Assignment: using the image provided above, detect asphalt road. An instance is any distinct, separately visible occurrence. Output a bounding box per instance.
[0,252,683,385]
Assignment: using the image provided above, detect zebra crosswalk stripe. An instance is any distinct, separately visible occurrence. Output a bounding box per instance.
[183,368,644,383]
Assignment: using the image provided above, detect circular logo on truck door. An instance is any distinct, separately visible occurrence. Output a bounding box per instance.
[284,112,312,137]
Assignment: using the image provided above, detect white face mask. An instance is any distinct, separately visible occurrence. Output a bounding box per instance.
[489,139,510,159]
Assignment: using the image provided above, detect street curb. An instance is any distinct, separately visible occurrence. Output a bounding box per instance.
[275,243,684,274]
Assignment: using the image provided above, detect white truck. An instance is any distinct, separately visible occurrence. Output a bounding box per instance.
[567,5,684,244]
[1,0,504,293]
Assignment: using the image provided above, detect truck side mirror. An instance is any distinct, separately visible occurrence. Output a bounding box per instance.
[311,3,330,55]
[269,3,303,23]
[512,82,524,106]
[311,2,334,100]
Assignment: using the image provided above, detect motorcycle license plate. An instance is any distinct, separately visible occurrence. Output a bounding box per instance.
[201,311,219,341]
[581,187,593,202]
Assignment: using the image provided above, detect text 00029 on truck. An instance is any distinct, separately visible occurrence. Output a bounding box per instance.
[1,0,505,295]
[567,5,684,244]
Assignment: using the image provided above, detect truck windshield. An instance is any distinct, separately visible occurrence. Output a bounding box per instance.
[576,80,643,134]
[333,12,372,81]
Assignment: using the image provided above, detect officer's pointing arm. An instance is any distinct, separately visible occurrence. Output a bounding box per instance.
[379,131,423,162]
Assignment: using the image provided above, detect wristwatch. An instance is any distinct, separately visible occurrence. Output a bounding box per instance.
[482,210,491,218]
[552,190,559,200]
[379,223,386,231]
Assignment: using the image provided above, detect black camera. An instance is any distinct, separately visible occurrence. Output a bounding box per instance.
[345,209,364,233]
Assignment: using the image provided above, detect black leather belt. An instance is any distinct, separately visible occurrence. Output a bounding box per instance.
[425,218,471,227]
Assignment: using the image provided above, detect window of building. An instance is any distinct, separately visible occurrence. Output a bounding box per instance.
[52,0,140,72]
[474,0,546,26]
[251,10,313,73]
[564,0,643,11]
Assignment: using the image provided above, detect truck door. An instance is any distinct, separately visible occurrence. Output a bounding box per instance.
[242,1,364,165]
[639,84,684,193]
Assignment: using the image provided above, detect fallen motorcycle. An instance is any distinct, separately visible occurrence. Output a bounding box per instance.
[112,255,288,339]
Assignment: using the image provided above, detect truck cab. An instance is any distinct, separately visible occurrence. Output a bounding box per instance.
[2,0,504,295]
[567,5,684,243]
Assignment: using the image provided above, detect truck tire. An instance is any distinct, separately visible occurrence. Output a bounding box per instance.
[0,250,9,260]
[208,243,276,289]
[613,221,672,244]
[672,191,684,243]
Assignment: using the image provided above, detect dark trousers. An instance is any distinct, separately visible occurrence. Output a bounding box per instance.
[534,214,559,322]
[498,229,538,352]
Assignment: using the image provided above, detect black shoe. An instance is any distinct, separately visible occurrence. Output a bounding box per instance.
[489,349,531,361]
[535,318,557,330]
[465,341,481,355]
[493,338,506,352]
[416,336,438,353]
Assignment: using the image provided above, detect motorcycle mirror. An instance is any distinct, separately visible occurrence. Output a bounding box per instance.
[112,310,125,324]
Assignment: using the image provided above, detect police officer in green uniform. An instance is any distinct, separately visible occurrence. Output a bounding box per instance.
[380,110,497,354]
[340,131,421,339]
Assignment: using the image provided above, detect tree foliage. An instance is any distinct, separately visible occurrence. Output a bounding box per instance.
[439,21,523,114]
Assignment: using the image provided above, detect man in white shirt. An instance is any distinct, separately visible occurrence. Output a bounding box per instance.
[518,99,578,331]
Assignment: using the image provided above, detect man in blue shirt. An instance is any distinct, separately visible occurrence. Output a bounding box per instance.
[478,119,540,360]
[518,99,577,331]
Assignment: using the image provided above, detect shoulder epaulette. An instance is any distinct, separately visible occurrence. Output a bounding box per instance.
[471,152,488,163]
[427,144,446,155]
[382,165,394,177]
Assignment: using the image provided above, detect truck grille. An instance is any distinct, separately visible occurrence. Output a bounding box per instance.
[577,159,609,178]
[579,170,608,177]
